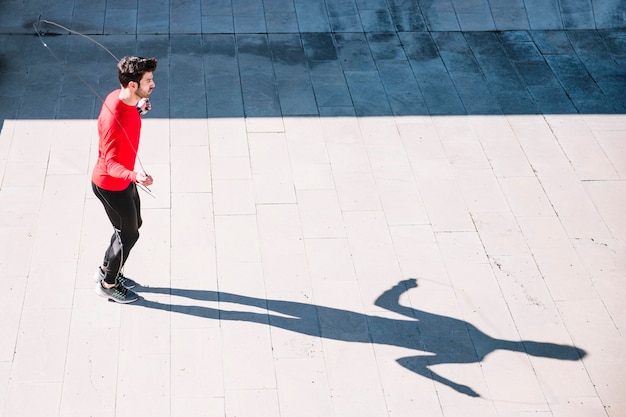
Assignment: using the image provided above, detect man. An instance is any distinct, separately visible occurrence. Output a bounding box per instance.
[91,56,157,303]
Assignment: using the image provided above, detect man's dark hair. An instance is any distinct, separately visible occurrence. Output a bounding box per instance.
[117,56,158,87]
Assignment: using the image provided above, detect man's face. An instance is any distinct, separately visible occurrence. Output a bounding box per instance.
[135,72,155,98]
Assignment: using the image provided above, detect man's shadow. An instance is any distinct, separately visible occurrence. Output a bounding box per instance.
[134,278,586,397]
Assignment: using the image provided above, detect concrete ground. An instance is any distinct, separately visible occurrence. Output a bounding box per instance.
[1,0,625,416]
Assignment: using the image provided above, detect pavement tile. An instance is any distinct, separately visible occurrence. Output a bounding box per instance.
[490,254,557,307]
[170,0,202,34]
[224,389,280,417]
[343,210,397,266]
[584,180,626,242]
[297,189,345,238]
[170,145,212,193]
[128,208,172,287]
[293,0,331,32]
[257,204,306,261]
[171,397,225,417]
[221,322,276,390]
[262,258,313,298]
[321,340,388,417]
[378,61,429,116]
[545,114,620,180]
[171,327,223,398]
[137,2,170,34]
[30,175,85,265]
[372,343,444,416]
[413,161,475,231]
[60,326,119,417]
[469,116,535,177]
[366,140,411,177]
[376,177,430,225]
[274,356,333,417]
[532,355,599,401]
[584,362,626,417]
[560,0,597,29]
[524,0,564,29]
[0,190,40,276]
[264,0,299,33]
[213,178,255,214]
[10,307,72,383]
[116,353,170,417]
[456,12,497,32]
[515,215,598,300]
[389,224,448,278]
[333,170,382,210]
[456,169,511,213]
[556,297,622,356]
[440,404,498,417]
[398,117,446,159]
[171,192,215,252]
[291,162,335,190]
[592,129,626,179]
[215,215,261,264]
[22,262,76,310]
[245,116,285,133]
[490,0,531,30]
[388,0,427,31]
[550,396,611,417]
[4,382,63,417]
[0,276,26,361]
[434,363,492,403]
[207,118,249,157]
[305,238,357,283]
[498,176,557,217]
[217,261,265,296]
[0,363,10,416]
[360,9,395,32]
[327,142,370,172]
[283,115,325,143]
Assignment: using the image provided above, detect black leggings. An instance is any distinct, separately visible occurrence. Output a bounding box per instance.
[92,182,142,285]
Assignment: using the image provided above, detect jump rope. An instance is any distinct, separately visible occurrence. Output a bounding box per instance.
[33,18,155,197]
[33,18,155,286]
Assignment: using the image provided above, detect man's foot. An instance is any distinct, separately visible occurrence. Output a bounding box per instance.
[93,267,137,289]
[95,282,139,304]
[93,266,105,283]
[117,273,137,289]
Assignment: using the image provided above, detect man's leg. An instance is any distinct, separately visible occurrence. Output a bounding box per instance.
[92,183,141,286]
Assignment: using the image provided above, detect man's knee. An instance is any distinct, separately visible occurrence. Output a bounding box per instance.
[122,229,140,246]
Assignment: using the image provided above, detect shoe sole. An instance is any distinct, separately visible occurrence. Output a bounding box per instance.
[94,268,137,289]
[95,285,139,304]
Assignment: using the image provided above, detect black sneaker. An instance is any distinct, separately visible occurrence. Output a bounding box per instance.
[117,273,137,289]
[93,267,137,289]
[95,282,139,304]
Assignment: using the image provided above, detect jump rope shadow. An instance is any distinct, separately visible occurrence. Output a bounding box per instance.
[133,278,586,397]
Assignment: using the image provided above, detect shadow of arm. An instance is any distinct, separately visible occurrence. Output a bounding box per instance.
[374,278,418,318]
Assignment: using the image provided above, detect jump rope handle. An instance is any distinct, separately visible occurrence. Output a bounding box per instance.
[137,98,151,115]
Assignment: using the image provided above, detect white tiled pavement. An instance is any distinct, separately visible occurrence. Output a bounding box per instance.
[1,112,625,416]
[1,0,626,416]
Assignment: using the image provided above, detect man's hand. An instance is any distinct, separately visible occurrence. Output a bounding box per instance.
[135,172,153,186]
[137,98,151,115]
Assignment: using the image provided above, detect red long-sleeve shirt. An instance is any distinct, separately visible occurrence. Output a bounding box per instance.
[91,89,141,191]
